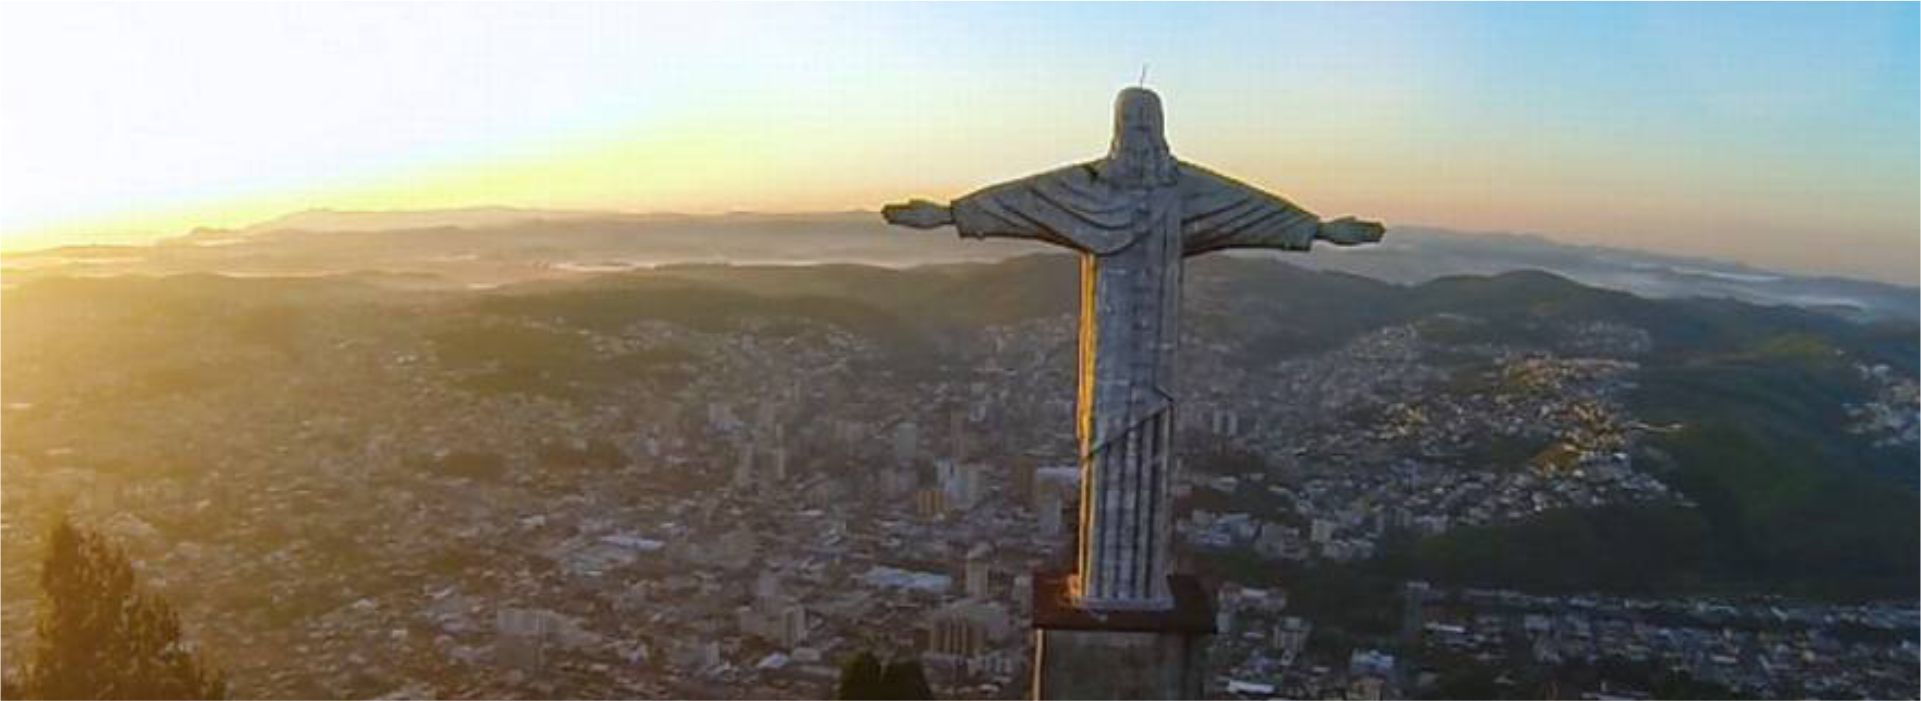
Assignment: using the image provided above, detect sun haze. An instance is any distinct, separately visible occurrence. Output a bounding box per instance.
[1,2,1914,283]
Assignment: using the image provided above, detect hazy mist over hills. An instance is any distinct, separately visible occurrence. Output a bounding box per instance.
[4,208,1915,699]
[6,208,1914,323]
[3,3,1914,697]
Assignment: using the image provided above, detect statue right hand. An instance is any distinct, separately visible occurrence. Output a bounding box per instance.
[882,200,954,229]
[1317,216,1385,246]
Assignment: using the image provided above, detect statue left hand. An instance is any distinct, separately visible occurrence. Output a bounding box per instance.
[1317,216,1385,246]
[882,199,954,229]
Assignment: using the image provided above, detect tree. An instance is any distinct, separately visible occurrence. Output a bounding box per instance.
[5,517,226,699]
[836,650,884,699]
[835,650,933,700]
[879,659,934,700]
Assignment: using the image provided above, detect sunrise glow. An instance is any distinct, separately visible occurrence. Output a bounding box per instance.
[1,2,1915,282]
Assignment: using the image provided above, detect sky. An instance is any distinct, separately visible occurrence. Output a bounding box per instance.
[1,2,1916,284]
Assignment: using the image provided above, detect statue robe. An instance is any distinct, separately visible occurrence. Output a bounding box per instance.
[950,160,1321,608]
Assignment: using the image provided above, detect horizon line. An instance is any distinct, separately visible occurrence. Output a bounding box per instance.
[3,205,1914,290]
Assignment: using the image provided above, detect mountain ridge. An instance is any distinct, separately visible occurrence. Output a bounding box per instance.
[6,208,1914,322]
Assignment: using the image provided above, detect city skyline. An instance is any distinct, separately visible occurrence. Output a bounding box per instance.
[2,5,1915,698]
[2,2,1916,285]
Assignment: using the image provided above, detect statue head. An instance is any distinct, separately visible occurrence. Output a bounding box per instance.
[1102,87,1178,187]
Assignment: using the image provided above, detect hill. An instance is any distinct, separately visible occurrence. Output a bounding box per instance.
[7,210,1914,321]
[4,255,1914,603]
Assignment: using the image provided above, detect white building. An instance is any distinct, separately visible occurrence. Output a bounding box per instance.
[863,565,953,594]
[1310,518,1337,544]
[1037,490,1064,538]
[1032,466,1080,512]
[891,421,920,466]
[924,600,1015,682]
[938,459,985,511]
[733,438,756,488]
[1208,408,1241,437]
[495,607,557,672]
[964,543,993,600]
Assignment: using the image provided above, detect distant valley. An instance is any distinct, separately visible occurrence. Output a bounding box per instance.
[2,213,1916,698]
[6,208,1915,323]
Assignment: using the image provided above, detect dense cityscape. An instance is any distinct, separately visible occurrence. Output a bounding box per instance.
[3,258,1915,700]
[3,2,1916,698]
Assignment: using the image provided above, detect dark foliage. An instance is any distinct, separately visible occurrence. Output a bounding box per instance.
[1405,504,1714,595]
[836,651,884,700]
[880,659,935,700]
[5,518,226,699]
[836,650,934,700]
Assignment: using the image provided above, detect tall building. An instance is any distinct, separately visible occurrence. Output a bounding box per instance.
[925,600,1014,666]
[768,446,788,482]
[1349,649,1396,681]
[496,608,559,673]
[755,401,780,437]
[881,460,916,500]
[1033,465,1078,541]
[673,640,722,672]
[1037,490,1064,538]
[1013,460,1039,505]
[1215,584,1239,635]
[1310,518,1337,544]
[915,488,946,520]
[965,543,993,600]
[738,600,809,649]
[755,569,781,601]
[1402,580,1430,646]
[1209,407,1241,437]
[710,528,760,571]
[1275,616,1312,657]
[834,419,866,446]
[1012,573,1034,614]
[938,459,985,511]
[1254,522,1298,560]
[740,570,810,649]
[949,409,967,462]
[707,402,741,433]
[778,604,809,648]
[891,421,920,466]
[732,438,756,489]
[1032,466,1079,512]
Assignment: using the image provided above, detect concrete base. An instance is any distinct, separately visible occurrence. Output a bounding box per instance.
[1029,573,1214,700]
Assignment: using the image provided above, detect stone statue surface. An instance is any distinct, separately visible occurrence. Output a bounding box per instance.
[884,87,1383,611]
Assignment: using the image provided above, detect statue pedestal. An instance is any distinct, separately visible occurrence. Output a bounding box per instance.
[1029,572,1215,700]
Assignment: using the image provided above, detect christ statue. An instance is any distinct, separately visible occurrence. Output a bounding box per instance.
[884,87,1383,611]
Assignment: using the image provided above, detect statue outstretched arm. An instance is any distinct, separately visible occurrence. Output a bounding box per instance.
[882,163,1126,253]
[882,199,954,229]
[883,191,1078,249]
[1180,165,1383,255]
[1316,216,1386,246]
